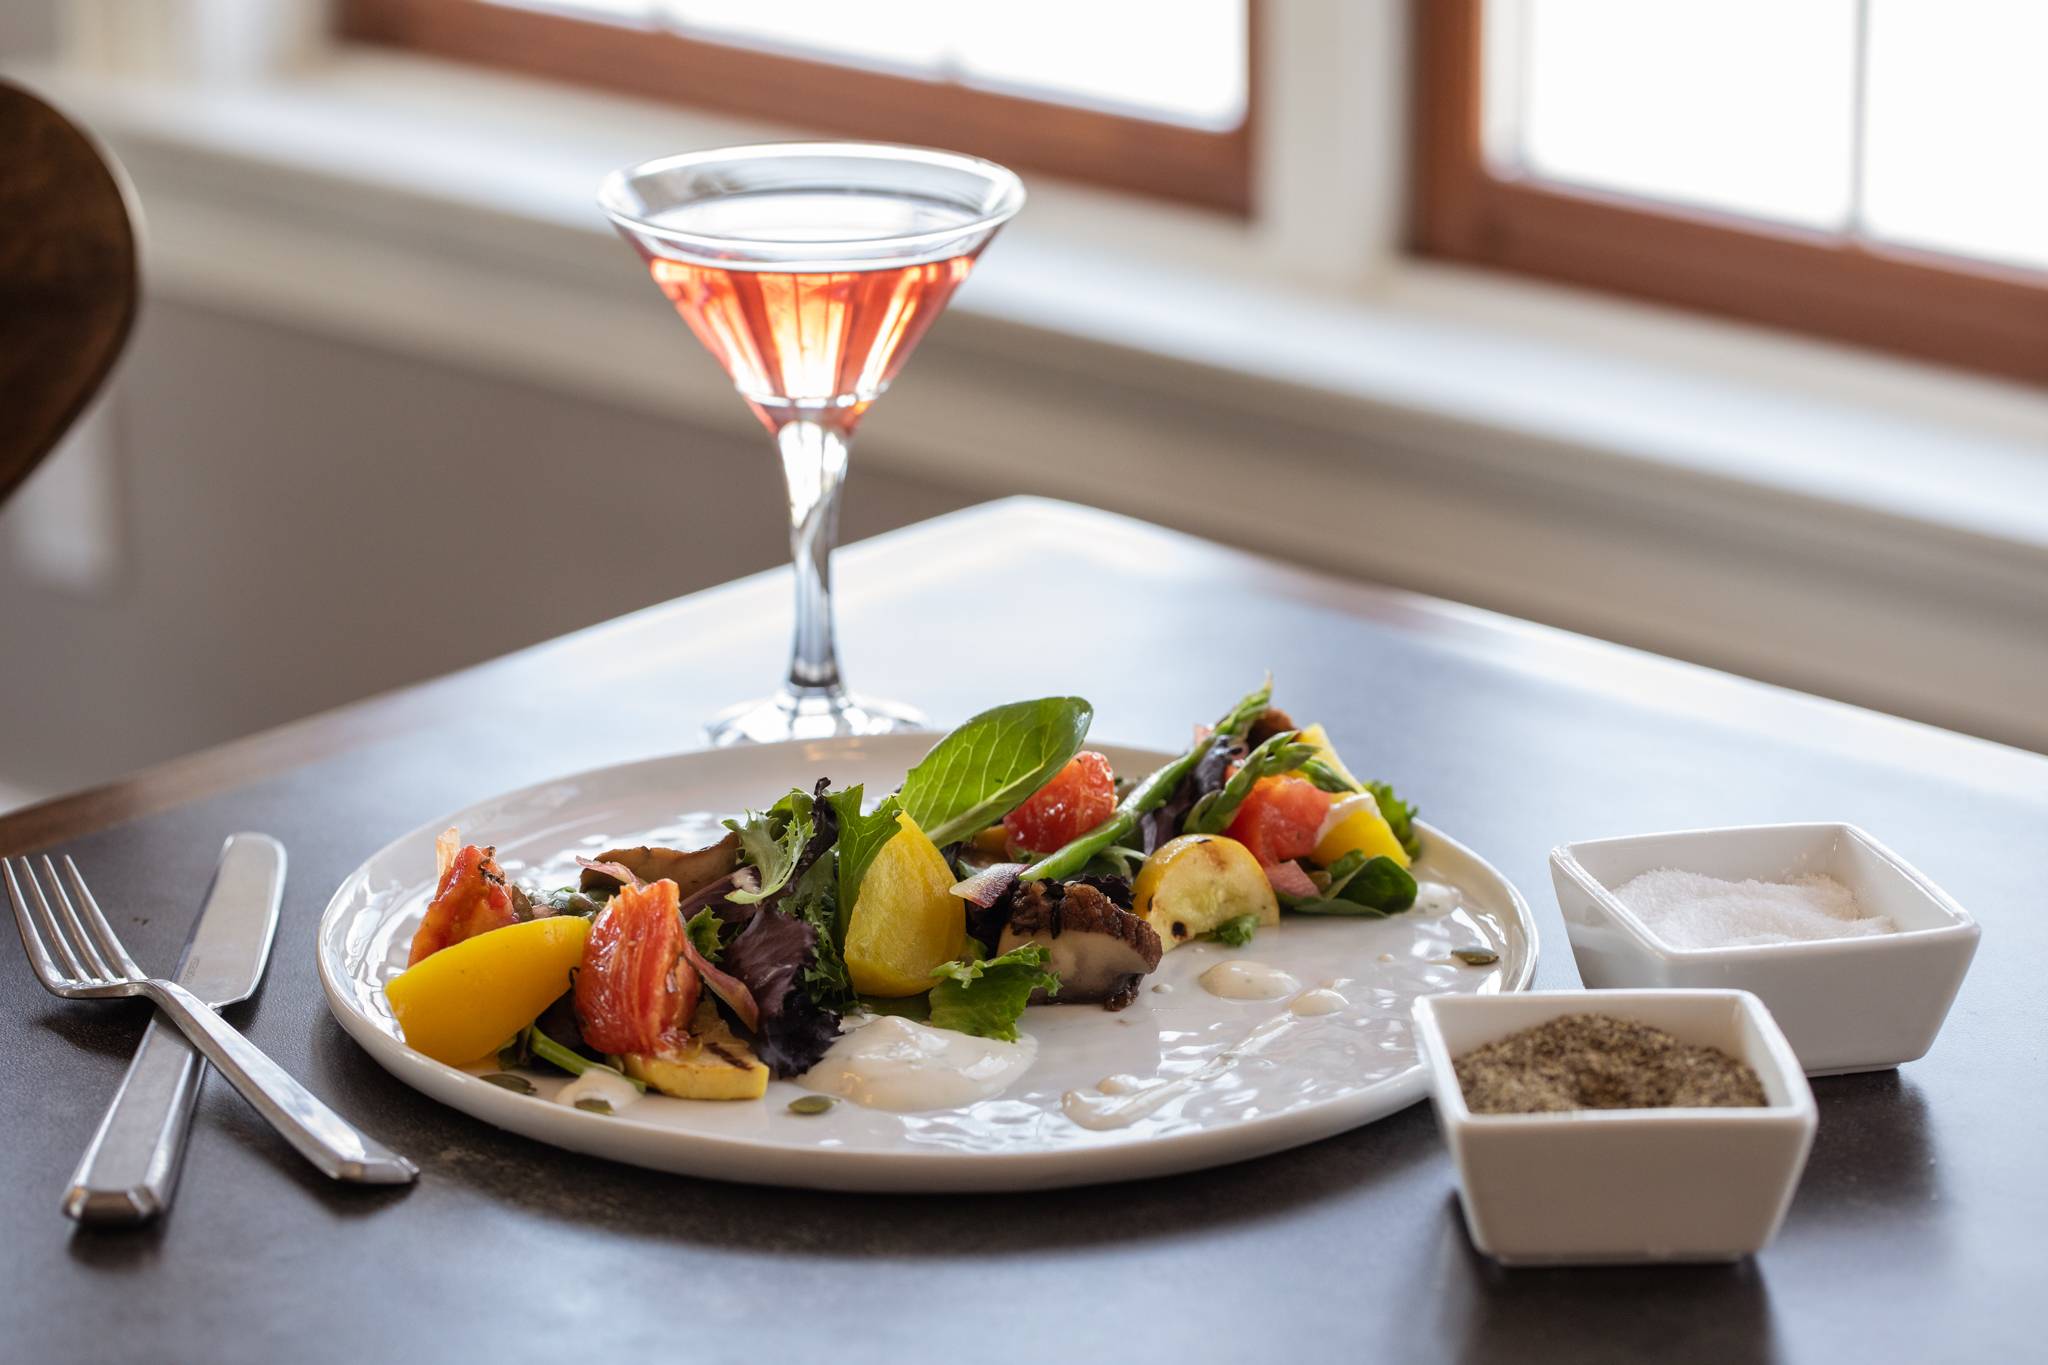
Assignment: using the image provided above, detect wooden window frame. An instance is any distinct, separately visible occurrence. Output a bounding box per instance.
[1411,0,2048,386]
[338,0,1255,214]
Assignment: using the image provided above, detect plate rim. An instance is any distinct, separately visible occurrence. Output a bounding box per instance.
[317,735,1540,1191]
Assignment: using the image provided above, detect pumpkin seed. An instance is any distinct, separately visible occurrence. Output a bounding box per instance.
[481,1072,537,1095]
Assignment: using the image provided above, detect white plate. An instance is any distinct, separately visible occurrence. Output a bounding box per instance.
[318,736,1538,1191]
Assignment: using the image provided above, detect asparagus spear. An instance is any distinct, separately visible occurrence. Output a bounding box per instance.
[1020,679,1272,883]
[524,1024,647,1092]
[1183,730,1319,833]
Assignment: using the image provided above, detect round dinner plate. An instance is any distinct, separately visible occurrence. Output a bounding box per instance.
[319,736,1538,1192]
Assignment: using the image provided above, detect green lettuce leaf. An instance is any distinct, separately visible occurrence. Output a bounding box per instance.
[897,697,1093,848]
[684,906,724,961]
[927,941,1060,1042]
[857,993,930,1022]
[1279,852,1418,917]
[723,790,814,904]
[826,785,904,941]
[1205,913,1262,946]
[779,854,854,1011]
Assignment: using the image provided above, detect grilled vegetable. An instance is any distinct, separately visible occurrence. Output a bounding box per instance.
[577,833,739,897]
[624,1001,769,1101]
[1132,833,1279,952]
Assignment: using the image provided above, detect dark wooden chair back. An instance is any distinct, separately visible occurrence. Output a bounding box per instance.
[0,80,140,507]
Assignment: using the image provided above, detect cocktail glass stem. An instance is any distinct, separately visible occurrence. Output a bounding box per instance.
[704,411,925,746]
[776,414,850,700]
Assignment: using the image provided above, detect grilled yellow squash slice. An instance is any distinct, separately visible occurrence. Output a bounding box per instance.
[624,1001,768,1101]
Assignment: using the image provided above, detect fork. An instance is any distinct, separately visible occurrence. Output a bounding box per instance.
[7,855,417,1186]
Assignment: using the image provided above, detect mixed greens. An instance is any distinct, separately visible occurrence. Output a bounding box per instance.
[386,678,1425,1108]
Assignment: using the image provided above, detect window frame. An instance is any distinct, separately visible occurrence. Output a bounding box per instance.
[337,0,1256,215]
[1410,0,2048,386]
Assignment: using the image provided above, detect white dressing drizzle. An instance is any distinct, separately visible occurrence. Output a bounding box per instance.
[1413,881,1461,915]
[799,1014,1037,1112]
[1198,960,1301,1001]
[1063,1014,1301,1131]
[556,1068,642,1114]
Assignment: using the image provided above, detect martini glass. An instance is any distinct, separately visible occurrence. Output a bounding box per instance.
[599,143,1025,746]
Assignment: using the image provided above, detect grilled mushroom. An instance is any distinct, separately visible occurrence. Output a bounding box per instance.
[1246,706,1297,745]
[578,833,739,900]
[998,880,1163,1011]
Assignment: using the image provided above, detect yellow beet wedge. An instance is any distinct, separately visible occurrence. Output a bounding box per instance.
[1314,795,1410,870]
[386,915,590,1065]
[843,812,966,996]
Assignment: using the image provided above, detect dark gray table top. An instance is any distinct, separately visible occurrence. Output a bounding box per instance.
[4,499,2043,1364]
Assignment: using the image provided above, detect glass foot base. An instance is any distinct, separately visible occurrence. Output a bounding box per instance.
[705,688,928,747]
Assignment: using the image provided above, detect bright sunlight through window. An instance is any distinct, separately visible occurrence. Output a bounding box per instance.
[495,0,1250,129]
[1483,0,2048,273]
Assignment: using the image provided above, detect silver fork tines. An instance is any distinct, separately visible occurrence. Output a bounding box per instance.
[7,855,417,1187]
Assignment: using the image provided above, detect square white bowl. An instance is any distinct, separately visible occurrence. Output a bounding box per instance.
[1413,989,1817,1266]
[1551,823,1980,1075]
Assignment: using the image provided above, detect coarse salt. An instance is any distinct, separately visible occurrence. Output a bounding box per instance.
[1611,868,1895,949]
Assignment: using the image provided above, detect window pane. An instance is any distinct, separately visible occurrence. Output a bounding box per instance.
[1863,0,2048,273]
[1492,0,1858,229]
[947,1,1247,129]
[505,1,1248,128]
[657,1,949,70]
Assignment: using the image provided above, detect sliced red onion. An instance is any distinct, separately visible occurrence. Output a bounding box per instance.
[678,867,757,918]
[1265,859,1319,899]
[679,931,761,1033]
[952,862,1027,908]
[576,857,644,888]
[665,953,703,1046]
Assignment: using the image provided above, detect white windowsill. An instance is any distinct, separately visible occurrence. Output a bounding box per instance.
[12,47,2048,746]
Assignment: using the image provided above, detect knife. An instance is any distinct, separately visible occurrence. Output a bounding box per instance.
[62,833,286,1225]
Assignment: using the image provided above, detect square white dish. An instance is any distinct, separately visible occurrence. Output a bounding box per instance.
[1413,989,1816,1266]
[1550,823,1979,1075]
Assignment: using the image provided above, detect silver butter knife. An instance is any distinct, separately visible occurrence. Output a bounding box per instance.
[63,833,286,1224]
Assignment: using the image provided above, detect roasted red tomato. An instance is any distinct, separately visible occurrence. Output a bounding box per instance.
[1225,775,1332,867]
[407,844,522,966]
[1004,750,1117,853]
[574,878,698,1056]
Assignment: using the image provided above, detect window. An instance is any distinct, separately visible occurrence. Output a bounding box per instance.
[1415,0,2048,384]
[339,0,1254,212]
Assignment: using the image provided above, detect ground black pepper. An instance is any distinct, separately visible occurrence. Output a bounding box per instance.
[1453,1013,1767,1114]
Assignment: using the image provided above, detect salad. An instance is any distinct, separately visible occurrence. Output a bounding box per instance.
[383,679,1423,1110]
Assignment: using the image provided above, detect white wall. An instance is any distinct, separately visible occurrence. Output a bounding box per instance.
[0,2,54,58]
[0,301,974,802]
